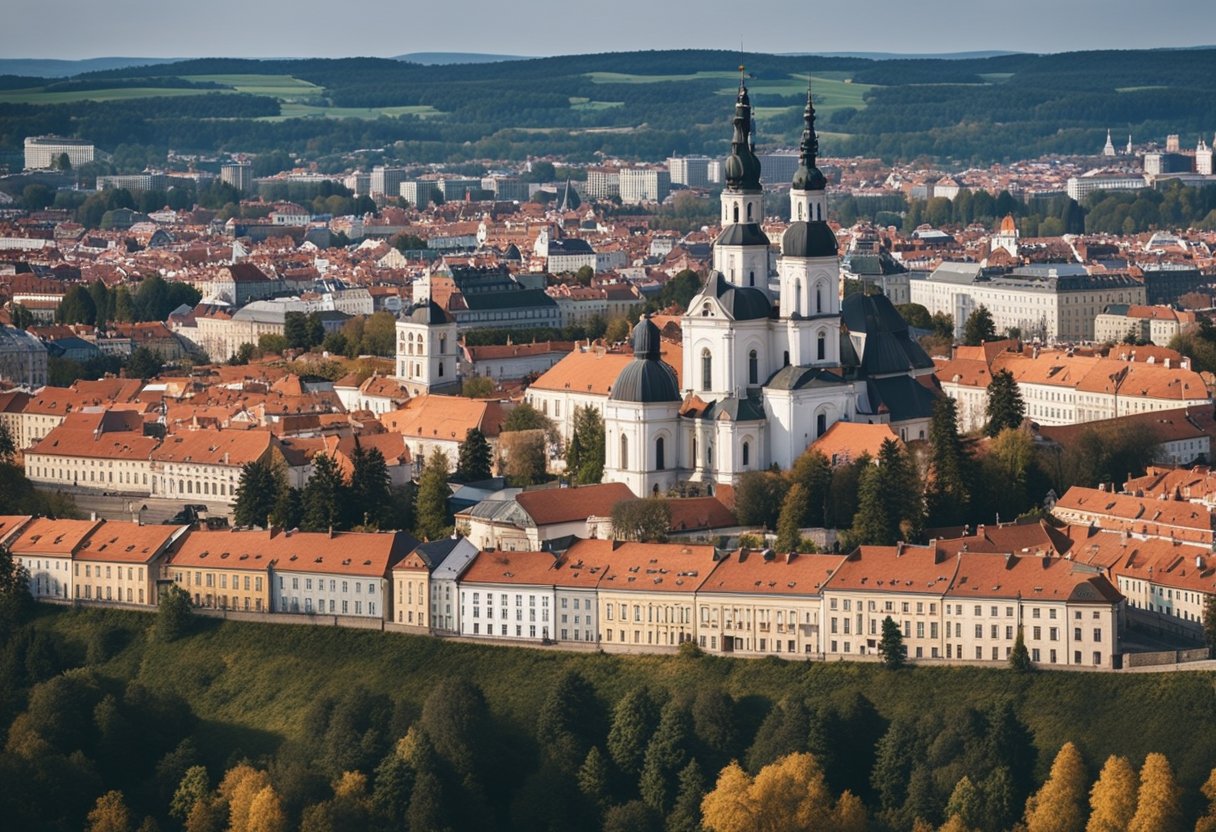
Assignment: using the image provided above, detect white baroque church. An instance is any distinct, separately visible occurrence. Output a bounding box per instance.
[601,81,940,497]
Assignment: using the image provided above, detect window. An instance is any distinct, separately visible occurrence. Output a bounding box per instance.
[742,442,750,467]
[748,350,758,385]
[656,437,665,470]
[620,433,629,469]
[701,349,712,391]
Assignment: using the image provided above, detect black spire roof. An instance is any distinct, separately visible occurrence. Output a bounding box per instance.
[791,83,827,192]
[724,76,762,192]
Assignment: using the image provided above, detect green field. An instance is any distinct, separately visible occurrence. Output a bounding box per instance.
[260,102,441,121]
[30,606,1216,789]
[0,86,232,105]
[181,73,321,97]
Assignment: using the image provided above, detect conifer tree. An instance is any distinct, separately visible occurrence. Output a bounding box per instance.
[566,405,606,484]
[536,670,603,771]
[944,776,983,831]
[1086,755,1138,832]
[985,369,1026,436]
[302,453,346,532]
[666,759,707,832]
[851,439,921,545]
[639,700,693,814]
[608,688,660,782]
[233,459,288,528]
[414,449,452,541]
[925,397,973,528]
[879,616,906,668]
[788,448,833,527]
[1024,742,1089,832]
[348,440,392,528]
[963,304,997,346]
[775,483,809,551]
[456,427,492,482]
[1010,626,1033,672]
[1127,753,1183,832]
[577,746,611,809]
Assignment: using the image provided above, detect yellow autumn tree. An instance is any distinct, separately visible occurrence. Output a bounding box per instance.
[1087,755,1138,832]
[1127,753,1183,832]
[939,816,978,832]
[217,763,272,832]
[87,790,133,832]
[1196,768,1216,832]
[1025,741,1090,832]
[701,753,866,832]
[245,786,286,832]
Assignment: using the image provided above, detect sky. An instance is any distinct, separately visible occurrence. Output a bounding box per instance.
[3,0,1212,60]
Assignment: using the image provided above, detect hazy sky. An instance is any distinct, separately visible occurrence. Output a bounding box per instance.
[3,0,1212,59]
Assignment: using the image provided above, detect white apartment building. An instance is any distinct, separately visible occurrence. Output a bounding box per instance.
[586,167,621,199]
[459,550,557,642]
[1066,172,1149,201]
[911,264,1146,342]
[668,155,712,188]
[619,167,671,205]
[24,135,94,169]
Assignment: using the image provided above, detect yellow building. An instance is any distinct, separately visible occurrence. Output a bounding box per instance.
[73,521,187,606]
[165,528,273,612]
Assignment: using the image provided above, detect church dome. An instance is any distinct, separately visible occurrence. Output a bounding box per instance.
[781,221,838,258]
[631,314,661,359]
[792,163,827,192]
[610,359,681,403]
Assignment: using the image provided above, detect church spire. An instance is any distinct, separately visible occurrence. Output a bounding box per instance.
[792,81,827,192]
[724,65,761,192]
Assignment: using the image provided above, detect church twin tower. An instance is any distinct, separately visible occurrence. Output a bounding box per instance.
[604,79,860,497]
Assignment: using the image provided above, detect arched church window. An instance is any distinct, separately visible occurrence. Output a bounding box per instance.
[656,437,665,470]
[798,203,804,220]
[817,412,827,437]
[816,283,823,313]
[439,336,446,353]
[620,433,629,469]
[706,442,713,467]
[749,270,755,287]
[748,350,758,385]
[817,331,826,361]
[794,279,801,315]
[746,203,753,221]
[783,350,790,367]
[733,205,739,223]
[742,441,750,467]
[701,349,712,392]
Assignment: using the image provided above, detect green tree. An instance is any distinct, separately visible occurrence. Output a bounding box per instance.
[640,700,693,815]
[734,471,790,530]
[1010,627,1032,672]
[944,776,984,831]
[746,697,810,772]
[257,333,289,356]
[503,401,553,433]
[348,441,392,529]
[284,312,313,350]
[0,543,33,630]
[414,449,452,540]
[23,183,55,211]
[577,745,611,808]
[461,375,495,398]
[456,428,493,482]
[232,458,288,528]
[775,483,810,551]
[359,312,398,356]
[58,284,98,325]
[171,765,210,822]
[925,397,972,528]
[126,347,163,380]
[985,369,1025,436]
[536,670,603,770]
[8,303,35,329]
[155,584,193,643]
[500,429,548,486]
[879,616,906,668]
[611,498,671,542]
[55,152,72,171]
[656,269,703,311]
[302,453,347,533]
[566,405,606,484]
[0,422,15,462]
[850,439,920,545]
[963,305,997,346]
[667,759,708,832]
[608,687,660,782]
[789,448,833,528]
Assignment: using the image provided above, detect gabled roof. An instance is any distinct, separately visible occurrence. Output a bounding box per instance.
[8,517,103,557]
[698,549,845,596]
[823,543,957,595]
[563,539,720,594]
[947,553,1122,604]
[515,482,636,526]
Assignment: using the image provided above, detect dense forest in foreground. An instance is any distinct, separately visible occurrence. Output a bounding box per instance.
[2,603,1214,832]
[1,48,1214,166]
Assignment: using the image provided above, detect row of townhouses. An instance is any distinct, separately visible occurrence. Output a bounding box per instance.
[4,513,1168,670]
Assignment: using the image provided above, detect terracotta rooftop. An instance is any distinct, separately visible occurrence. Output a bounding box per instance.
[698,549,845,596]
[76,521,183,564]
[565,539,719,593]
[516,482,636,526]
[8,517,103,557]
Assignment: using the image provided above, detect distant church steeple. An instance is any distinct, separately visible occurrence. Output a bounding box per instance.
[713,64,769,291]
[723,69,762,193]
[1103,129,1116,157]
[1126,133,1133,155]
[790,82,828,223]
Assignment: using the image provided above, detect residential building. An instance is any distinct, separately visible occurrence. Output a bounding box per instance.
[165,528,273,612]
[1093,305,1195,346]
[757,152,799,187]
[25,411,158,496]
[380,394,511,470]
[370,166,408,198]
[595,541,717,651]
[97,173,167,192]
[1052,485,1216,545]
[392,537,475,630]
[462,340,575,382]
[459,549,558,642]
[8,516,102,601]
[220,160,253,193]
[24,135,94,169]
[668,155,712,188]
[455,482,635,551]
[1039,408,1215,467]
[428,536,479,635]
[585,167,621,200]
[73,521,186,606]
[151,429,286,506]
[619,167,671,205]
[1066,172,1148,201]
[269,529,415,619]
[695,549,840,656]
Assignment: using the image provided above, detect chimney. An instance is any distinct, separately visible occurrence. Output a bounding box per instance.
[786,551,796,564]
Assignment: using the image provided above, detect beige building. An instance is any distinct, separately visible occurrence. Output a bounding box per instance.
[694,549,841,657]
[595,541,717,651]
[6,517,102,601]
[73,522,186,606]
[25,411,158,496]
[164,528,273,612]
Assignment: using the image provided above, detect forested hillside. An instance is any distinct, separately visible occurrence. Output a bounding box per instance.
[2,603,1214,832]
[1,48,1214,166]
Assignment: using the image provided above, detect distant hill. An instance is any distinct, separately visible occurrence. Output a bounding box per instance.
[804,50,1023,60]
[394,52,529,65]
[0,56,181,78]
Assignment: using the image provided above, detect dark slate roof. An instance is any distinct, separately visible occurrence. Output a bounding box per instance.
[781,221,838,258]
[864,375,940,423]
[460,288,557,312]
[631,315,661,359]
[765,365,848,391]
[502,243,522,261]
[411,538,463,570]
[715,223,771,247]
[704,271,773,322]
[698,396,767,421]
[842,293,935,377]
[549,238,594,254]
[405,299,453,324]
[841,292,911,335]
[610,358,681,403]
[841,249,907,276]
